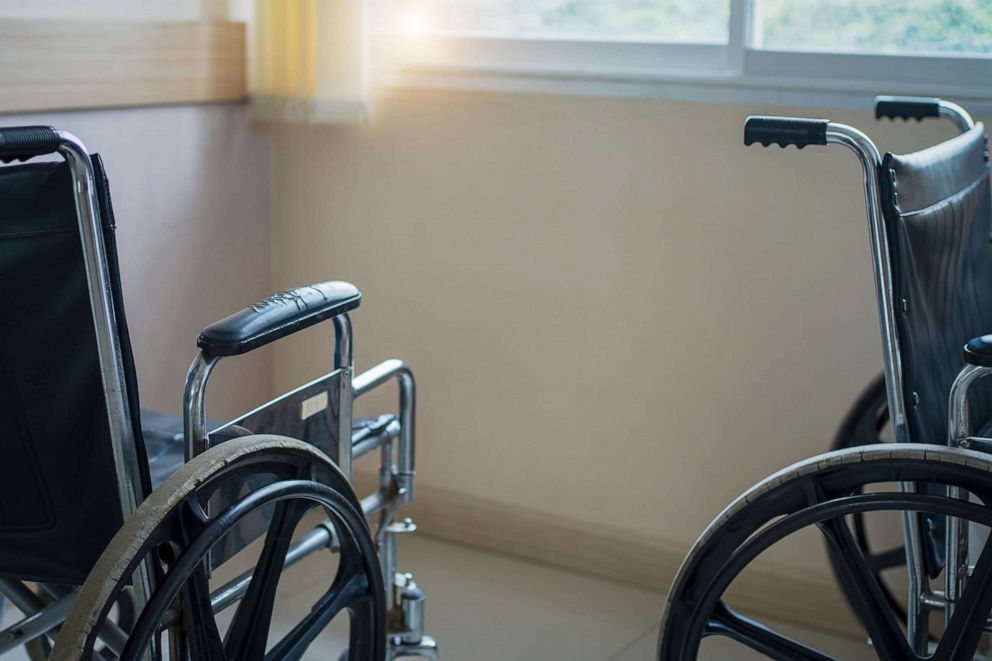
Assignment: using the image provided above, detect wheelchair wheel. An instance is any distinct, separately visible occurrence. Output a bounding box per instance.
[659,444,992,660]
[52,436,386,661]
[828,375,909,626]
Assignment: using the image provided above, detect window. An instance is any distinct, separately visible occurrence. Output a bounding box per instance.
[371,0,731,43]
[758,0,992,55]
[370,0,992,109]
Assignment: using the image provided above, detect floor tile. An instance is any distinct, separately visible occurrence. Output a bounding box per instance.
[2,534,878,660]
[618,617,876,660]
[389,535,664,661]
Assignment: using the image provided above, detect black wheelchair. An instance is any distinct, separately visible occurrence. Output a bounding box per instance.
[0,128,437,659]
[660,97,992,659]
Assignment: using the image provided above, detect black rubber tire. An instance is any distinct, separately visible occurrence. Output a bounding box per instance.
[659,444,992,660]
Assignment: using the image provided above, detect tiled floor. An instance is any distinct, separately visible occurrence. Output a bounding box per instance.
[2,535,873,660]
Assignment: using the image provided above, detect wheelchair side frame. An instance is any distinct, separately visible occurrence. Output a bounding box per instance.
[793,100,977,652]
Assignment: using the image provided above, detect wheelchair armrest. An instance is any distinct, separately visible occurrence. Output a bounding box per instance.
[197,281,361,357]
[964,335,992,368]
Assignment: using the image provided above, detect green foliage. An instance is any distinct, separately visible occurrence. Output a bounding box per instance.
[373,0,991,53]
[761,0,992,53]
[374,0,730,41]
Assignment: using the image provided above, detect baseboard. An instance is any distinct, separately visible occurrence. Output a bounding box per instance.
[354,472,863,640]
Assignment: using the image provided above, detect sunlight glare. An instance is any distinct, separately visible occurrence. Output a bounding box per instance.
[397,4,435,37]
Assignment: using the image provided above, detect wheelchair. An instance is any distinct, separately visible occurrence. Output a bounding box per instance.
[660,97,992,659]
[0,127,437,659]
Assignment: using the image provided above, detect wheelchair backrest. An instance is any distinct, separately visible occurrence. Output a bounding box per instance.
[882,123,992,445]
[0,157,148,584]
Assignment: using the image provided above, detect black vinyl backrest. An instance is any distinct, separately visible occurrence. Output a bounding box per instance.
[883,123,992,447]
[0,156,148,584]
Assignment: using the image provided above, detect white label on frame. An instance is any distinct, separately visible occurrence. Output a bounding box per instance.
[300,391,329,420]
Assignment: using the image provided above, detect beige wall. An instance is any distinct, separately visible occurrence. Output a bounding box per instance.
[271,88,984,576]
[8,104,273,419]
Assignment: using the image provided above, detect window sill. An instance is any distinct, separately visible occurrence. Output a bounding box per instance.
[375,62,992,115]
[371,36,992,115]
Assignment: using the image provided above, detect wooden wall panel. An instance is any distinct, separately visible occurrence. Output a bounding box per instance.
[0,20,246,113]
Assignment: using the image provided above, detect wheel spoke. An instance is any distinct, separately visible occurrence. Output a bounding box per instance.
[224,501,309,660]
[818,518,915,660]
[265,572,370,660]
[704,600,836,661]
[933,533,992,661]
[181,565,227,660]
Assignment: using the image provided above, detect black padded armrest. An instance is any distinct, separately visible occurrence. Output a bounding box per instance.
[197,282,361,357]
[964,335,992,368]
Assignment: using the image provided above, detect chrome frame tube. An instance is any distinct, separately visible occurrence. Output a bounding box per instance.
[938,100,976,134]
[361,490,391,518]
[949,364,989,444]
[825,124,908,443]
[353,420,401,459]
[825,122,929,650]
[0,592,75,655]
[0,582,127,656]
[0,580,46,629]
[945,364,992,626]
[183,352,220,462]
[333,314,354,370]
[58,132,154,635]
[59,133,145,528]
[334,314,354,479]
[353,359,417,502]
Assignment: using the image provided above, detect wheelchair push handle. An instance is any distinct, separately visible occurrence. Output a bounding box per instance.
[874,96,941,122]
[743,116,830,149]
[0,125,62,163]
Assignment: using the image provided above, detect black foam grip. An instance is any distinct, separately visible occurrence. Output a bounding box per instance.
[743,116,829,149]
[874,96,941,121]
[0,126,61,163]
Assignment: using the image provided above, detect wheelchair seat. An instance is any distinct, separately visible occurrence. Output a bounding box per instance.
[141,410,395,489]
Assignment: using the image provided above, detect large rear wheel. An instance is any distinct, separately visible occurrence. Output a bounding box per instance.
[52,435,386,661]
[659,445,992,660]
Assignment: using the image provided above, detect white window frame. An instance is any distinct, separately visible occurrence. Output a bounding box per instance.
[371,0,992,113]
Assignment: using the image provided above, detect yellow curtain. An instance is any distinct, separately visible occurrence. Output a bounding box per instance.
[253,0,370,124]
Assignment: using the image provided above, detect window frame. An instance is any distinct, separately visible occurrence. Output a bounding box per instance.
[371,0,992,113]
